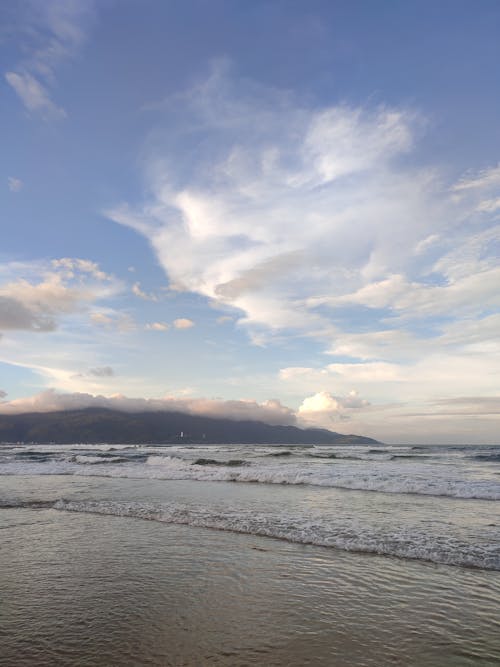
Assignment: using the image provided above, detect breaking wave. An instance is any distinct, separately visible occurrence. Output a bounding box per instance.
[1,453,500,500]
[2,497,498,571]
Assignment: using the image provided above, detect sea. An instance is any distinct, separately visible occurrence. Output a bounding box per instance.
[1,441,500,666]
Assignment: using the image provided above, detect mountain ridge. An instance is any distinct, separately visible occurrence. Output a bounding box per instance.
[0,407,379,445]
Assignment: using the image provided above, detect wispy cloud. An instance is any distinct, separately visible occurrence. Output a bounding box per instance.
[132,282,159,301]
[7,176,23,192]
[452,164,500,191]
[5,0,94,118]
[90,311,135,332]
[5,71,66,119]
[108,66,497,346]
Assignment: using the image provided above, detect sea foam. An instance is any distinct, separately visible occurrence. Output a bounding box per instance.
[1,453,500,500]
[1,497,483,570]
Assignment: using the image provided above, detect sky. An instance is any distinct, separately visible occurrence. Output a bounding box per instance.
[1,0,500,443]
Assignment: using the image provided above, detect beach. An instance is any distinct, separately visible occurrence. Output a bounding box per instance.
[1,443,500,666]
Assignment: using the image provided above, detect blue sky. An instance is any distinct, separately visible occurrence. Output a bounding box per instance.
[1,0,500,443]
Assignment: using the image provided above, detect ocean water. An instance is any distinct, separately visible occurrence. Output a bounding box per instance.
[1,442,500,665]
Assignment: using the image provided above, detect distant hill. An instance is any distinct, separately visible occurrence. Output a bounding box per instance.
[0,408,379,445]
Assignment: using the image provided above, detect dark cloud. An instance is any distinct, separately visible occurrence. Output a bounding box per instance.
[88,366,115,377]
[0,296,56,332]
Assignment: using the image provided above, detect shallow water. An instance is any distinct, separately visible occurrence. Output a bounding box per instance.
[1,500,500,666]
[1,443,500,665]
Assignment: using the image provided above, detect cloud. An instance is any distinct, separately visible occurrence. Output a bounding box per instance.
[413,396,500,417]
[107,67,428,334]
[279,311,500,415]
[132,282,158,301]
[173,318,194,329]
[0,258,120,333]
[0,295,56,331]
[5,71,66,119]
[0,390,7,400]
[88,366,114,377]
[90,311,135,332]
[7,177,23,192]
[146,322,169,331]
[413,234,439,255]
[107,66,498,350]
[0,389,297,426]
[144,319,194,331]
[311,267,500,320]
[477,197,500,214]
[5,0,94,118]
[0,387,373,431]
[52,257,111,281]
[452,164,500,191]
[298,390,370,426]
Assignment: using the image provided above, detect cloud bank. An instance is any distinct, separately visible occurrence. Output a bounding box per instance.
[0,389,299,426]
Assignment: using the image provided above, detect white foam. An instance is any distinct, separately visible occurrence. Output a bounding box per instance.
[1,454,500,500]
[49,498,500,571]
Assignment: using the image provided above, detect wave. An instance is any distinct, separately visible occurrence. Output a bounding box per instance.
[2,497,498,571]
[191,458,248,467]
[73,455,132,464]
[470,454,500,462]
[1,455,500,500]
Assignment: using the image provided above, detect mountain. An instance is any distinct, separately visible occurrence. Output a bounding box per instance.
[0,408,379,445]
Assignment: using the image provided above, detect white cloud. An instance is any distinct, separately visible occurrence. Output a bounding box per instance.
[5,0,94,118]
[108,67,498,348]
[7,177,23,192]
[477,197,500,214]
[5,71,66,119]
[173,318,194,329]
[298,390,370,427]
[132,282,158,301]
[280,319,500,413]
[452,164,500,191]
[108,69,435,335]
[414,234,439,255]
[0,390,7,399]
[146,322,169,331]
[52,257,111,281]
[313,266,500,320]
